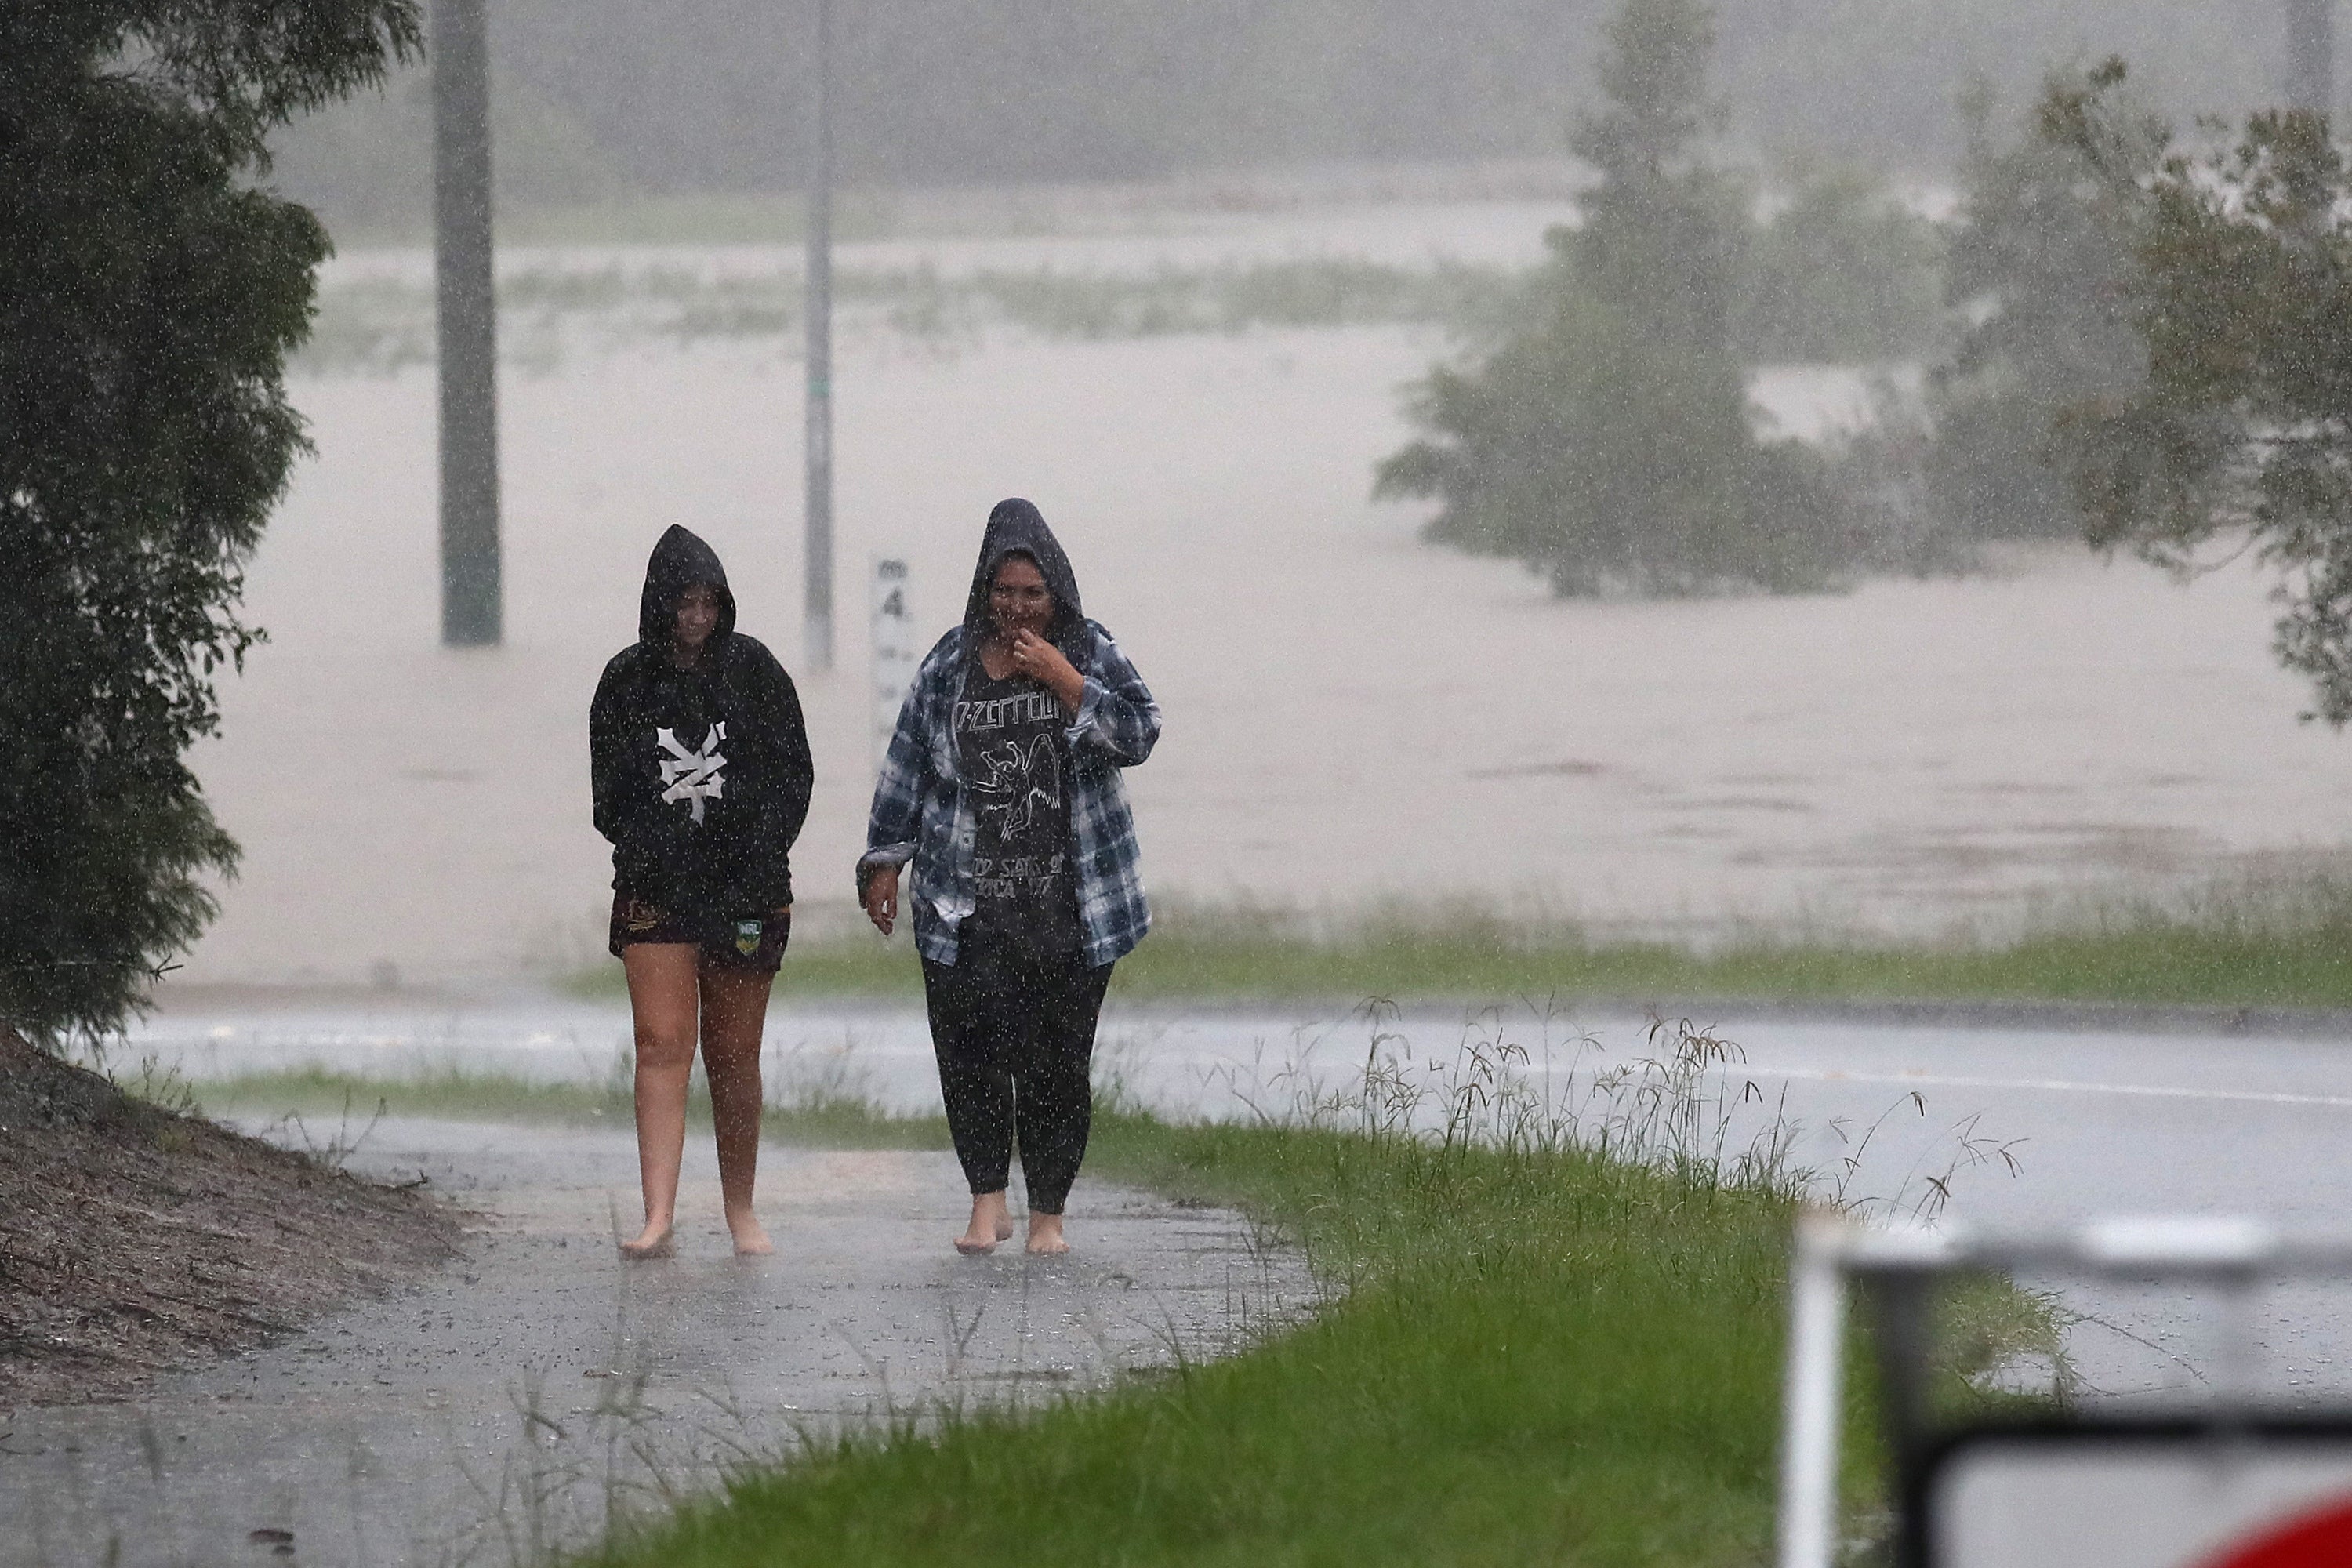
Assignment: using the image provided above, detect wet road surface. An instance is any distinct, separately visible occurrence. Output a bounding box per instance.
[0,1116,1311,1567]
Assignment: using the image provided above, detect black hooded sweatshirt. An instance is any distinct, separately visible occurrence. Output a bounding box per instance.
[589,526,814,919]
[960,497,1091,669]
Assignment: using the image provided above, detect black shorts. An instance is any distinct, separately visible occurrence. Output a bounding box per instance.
[608,894,791,972]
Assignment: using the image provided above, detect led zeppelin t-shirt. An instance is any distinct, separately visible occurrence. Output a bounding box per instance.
[955,662,1080,955]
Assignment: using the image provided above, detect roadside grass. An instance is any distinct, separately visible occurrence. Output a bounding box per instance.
[553,1019,2053,1568]
[196,1063,953,1151]
[586,1132,1802,1566]
[561,877,2352,1012]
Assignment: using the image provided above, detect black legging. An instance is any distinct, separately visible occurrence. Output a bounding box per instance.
[920,930,1112,1215]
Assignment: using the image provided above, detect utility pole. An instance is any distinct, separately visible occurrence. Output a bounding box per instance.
[432,0,501,646]
[803,0,836,671]
[2289,0,2336,118]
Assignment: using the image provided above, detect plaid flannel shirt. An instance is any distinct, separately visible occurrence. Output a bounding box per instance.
[858,619,1159,968]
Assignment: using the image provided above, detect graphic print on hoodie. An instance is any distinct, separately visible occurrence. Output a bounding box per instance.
[951,503,1089,956]
[589,526,814,923]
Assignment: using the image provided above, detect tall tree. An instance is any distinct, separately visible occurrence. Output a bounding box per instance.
[1377,0,1859,597]
[1923,80,2151,542]
[2042,60,2352,722]
[1,0,420,1040]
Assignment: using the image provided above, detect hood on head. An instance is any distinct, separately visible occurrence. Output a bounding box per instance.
[639,524,737,648]
[961,498,1088,664]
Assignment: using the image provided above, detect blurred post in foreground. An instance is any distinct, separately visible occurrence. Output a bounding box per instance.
[433,0,502,647]
[871,559,916,773]
[2289,0,2336,117]
[803,0,836,671]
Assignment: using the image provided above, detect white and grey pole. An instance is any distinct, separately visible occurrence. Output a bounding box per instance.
[802,0,836,672]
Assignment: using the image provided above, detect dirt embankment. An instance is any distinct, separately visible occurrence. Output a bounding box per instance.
[0,1027,458,1408]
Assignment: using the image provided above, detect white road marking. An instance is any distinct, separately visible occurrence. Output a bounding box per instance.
[1740,1064,2352,1112]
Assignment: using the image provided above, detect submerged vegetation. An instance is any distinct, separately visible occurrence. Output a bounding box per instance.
[1377,0,1942,599]
[292,164,1943,379]
[292,257,1523,375]
[1918,79,2148,546]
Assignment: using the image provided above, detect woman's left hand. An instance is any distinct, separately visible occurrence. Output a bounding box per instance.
[1008,630,1085,710]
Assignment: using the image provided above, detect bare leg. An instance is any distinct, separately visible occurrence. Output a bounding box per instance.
[957,1189,1013,1254]
[701,964,777,1256]
[621,944,700,1258]
[1025,1212,1069,1255]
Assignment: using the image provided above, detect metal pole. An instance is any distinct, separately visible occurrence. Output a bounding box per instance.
[2288,0,2336,118]
[431,0,501,647]
[1777,1214,1849,1568]
[803,0,835,671]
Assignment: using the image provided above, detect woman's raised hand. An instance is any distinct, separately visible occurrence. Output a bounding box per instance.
[1007,629,1085,709]
[863,863,899,935]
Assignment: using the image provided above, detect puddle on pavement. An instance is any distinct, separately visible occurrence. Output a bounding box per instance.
[0,1118,1317,1567]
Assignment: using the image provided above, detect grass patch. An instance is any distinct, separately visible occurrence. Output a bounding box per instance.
[197,1064,952,1152]
[556,1018,2055,1568]
[557,877,2352,1012]
[595,1131,1798,1566]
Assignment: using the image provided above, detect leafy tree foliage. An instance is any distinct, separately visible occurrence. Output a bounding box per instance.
[2042,61,2352,722]
[1377,0,1864,597]
[1923,79,2149,542]
[1737,164,1945,363]
[1,0,419,1038]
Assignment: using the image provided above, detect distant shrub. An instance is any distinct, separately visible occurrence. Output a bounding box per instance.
[1922,79,2148,543]
[1377,0,1877,597]
[1737,164,1947,362]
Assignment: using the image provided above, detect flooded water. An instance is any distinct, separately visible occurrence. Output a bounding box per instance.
[171,193,2352,991]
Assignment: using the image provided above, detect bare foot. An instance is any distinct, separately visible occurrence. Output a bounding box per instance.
[727,1212,774,1257]
[1025,1213,1069,1256]
[619,1222,674,1261]
[956,1192,1011,1254]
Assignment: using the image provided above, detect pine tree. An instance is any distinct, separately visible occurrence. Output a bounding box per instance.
[1376,0,1859,597]
[1,0,420,1039]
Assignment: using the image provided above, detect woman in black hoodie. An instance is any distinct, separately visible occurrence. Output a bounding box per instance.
[591,526,813,1258]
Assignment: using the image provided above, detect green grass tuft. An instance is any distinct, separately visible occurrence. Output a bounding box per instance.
[556,877,2352,1011]
[198,1064,952,1151]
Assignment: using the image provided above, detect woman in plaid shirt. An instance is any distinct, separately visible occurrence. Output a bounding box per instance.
[858,499,1160,1255]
